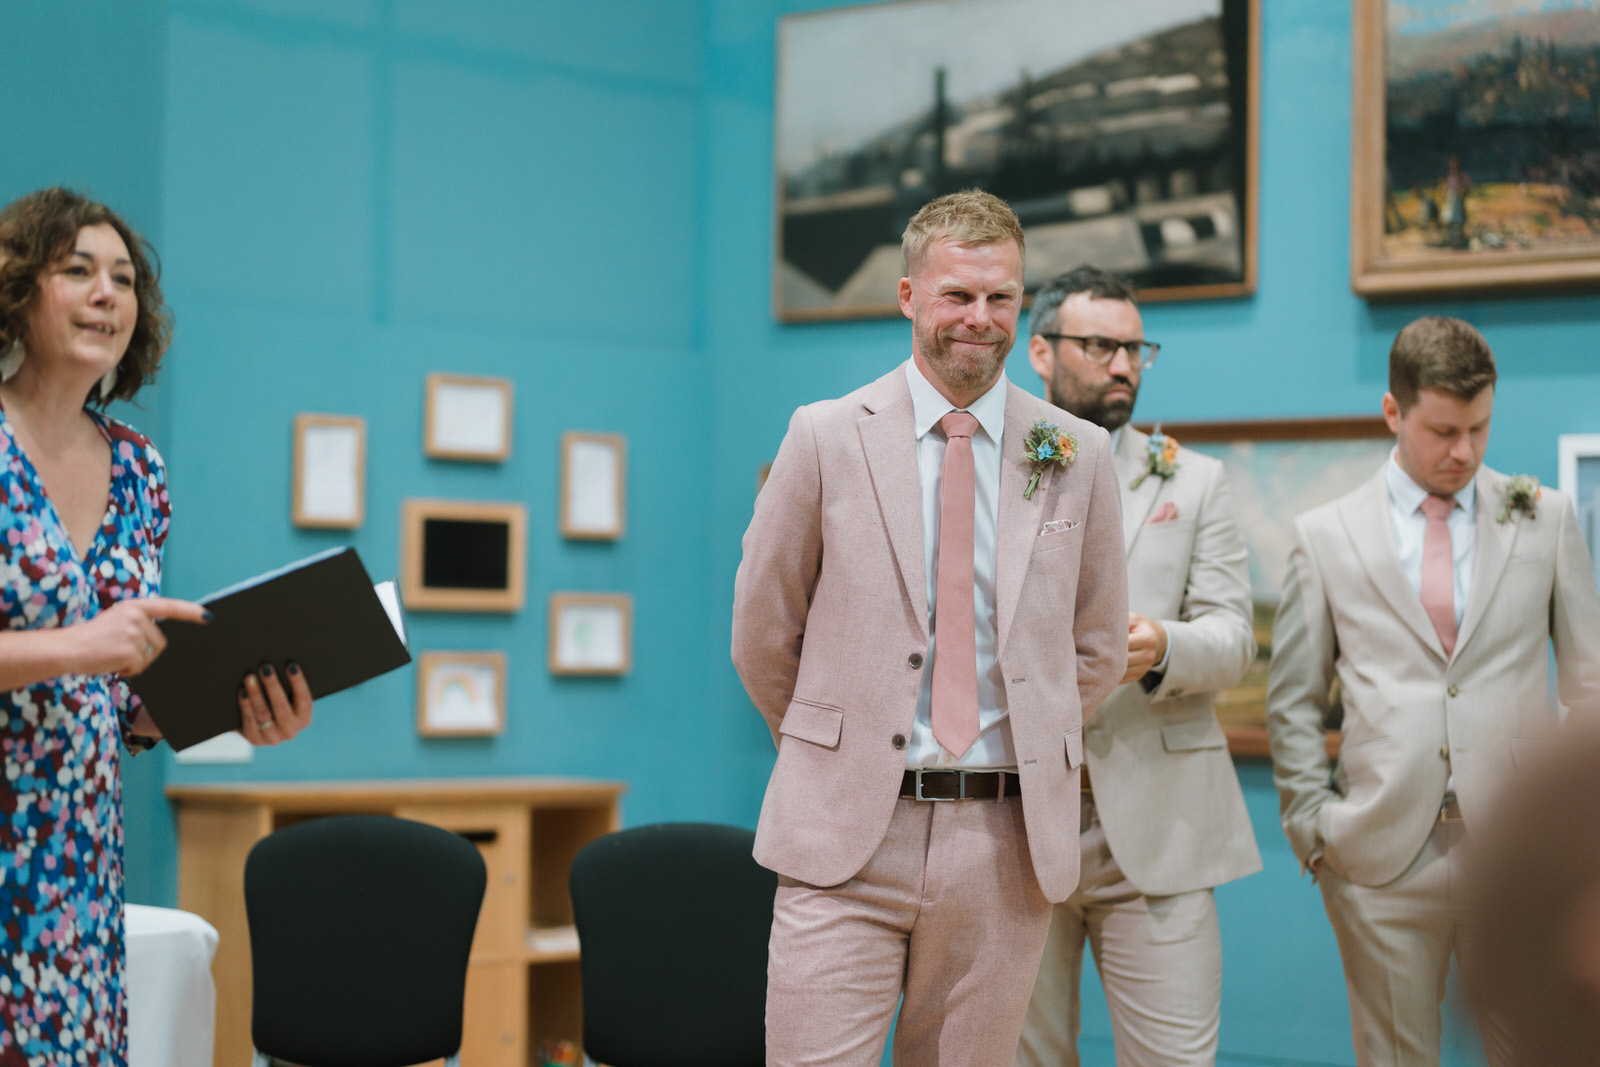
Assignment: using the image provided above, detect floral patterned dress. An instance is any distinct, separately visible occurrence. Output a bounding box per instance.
[0,407,169,1066]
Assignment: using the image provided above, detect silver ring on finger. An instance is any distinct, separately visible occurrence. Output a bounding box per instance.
[257,719,275,729]
[145,644,155,657]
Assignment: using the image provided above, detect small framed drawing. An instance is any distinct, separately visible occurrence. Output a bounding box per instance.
[549,593,633,676]
[401,499,527,613]
[416,651,506,737]
[424,373,513,462]
[292,414,365,528]
[559,432,626,540]
[1558,434,1600,588]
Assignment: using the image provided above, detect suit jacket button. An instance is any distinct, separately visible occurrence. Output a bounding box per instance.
[1447,684,1459,697]
[908,653,924,668]
[1440,745,1450,759]
[892,734,907,750]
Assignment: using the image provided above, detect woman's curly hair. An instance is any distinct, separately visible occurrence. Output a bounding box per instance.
[0,187,172,407]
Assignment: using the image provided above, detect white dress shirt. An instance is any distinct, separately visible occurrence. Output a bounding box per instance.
[1385,451,1475,628]
[904,360,1013,770]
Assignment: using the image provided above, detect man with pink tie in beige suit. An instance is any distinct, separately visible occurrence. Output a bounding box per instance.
[732,190,1128,1065]
[1267,316,1600,1067]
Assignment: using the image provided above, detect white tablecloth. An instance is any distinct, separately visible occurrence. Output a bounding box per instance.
[126,904,219,1067]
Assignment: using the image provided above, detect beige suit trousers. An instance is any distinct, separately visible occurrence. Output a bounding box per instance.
[1017,796,1221,1067]
[1318,815,1511,1067]
[766,794,1054,1066]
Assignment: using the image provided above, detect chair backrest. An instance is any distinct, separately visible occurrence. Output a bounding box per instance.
[244,814,487,1067]
[570,822,775,1067]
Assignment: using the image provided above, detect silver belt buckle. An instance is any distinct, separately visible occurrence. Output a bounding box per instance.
[913,768,963,801]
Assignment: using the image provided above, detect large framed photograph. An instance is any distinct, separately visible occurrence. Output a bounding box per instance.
[1151,417,1394,756]
[400,499,527,613]
[291,414,365,529]
[774,0,1259,322]
[1351,0,1600,298]
[416,651,506,737]
[1559,434,1600,589]
[424,373,513,462]
[548,593,633,676]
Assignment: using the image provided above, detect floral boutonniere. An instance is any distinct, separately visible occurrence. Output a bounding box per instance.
[1023,419,1077,500]
[1129,426,1179,490]
[1497,474,1541,523]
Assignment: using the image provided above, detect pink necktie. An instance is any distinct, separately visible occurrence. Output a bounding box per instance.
[1420,494,1457,657]
[932,411,980,758]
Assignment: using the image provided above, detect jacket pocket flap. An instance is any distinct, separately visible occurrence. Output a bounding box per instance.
[1160,716,1227,752]
[1064,726,1083,768]
[780,700,844,749]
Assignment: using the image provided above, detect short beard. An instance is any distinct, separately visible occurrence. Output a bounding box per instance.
[917,321,1011,395]
[1048,379,1136,432]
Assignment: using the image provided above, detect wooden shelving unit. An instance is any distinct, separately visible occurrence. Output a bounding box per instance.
[166,777,625,1067]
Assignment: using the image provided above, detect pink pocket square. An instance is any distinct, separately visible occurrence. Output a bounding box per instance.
[1146,502,1179,525]
[1039,518,1078,535]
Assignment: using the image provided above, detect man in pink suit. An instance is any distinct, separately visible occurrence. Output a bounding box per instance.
[733,190,1128,1065]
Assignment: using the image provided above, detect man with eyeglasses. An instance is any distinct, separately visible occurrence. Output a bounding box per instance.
[1017,266,1260,1067]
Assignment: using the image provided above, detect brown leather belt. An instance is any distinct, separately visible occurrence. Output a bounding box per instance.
[901,769,1021,801]
[1080,763,1093,796]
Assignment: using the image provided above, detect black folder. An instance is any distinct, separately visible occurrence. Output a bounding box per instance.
[130,547,412,751]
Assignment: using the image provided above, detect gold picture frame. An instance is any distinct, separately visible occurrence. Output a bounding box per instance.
[1351,0,1600,298]
[548,593,633,676]
[291,414,365,529]
[559,432,627,541]
[416,651,507,737]
[400,499,527,613]
[424,373,513,462]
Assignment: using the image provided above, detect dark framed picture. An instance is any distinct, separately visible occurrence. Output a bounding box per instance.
[400,499,527,613]
[774,0,1259,321]
[1351,0,1600,298]
[1146,417,1393,756]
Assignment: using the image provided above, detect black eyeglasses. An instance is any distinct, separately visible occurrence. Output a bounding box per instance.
[1039,333,1160,369]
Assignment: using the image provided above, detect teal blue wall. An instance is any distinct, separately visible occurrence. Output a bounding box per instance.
[6,2,1598,1064]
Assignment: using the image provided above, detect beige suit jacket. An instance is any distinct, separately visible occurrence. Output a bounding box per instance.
[1267,463,1600,887]
[1084,429,1262,897]
[731,367,1128,904]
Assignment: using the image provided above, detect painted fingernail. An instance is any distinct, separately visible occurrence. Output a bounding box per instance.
[259,664,274,678]
[238,687,249,701]
[202,610,214,622]
[286,662,300,676]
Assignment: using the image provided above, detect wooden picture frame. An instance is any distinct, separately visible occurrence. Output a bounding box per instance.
[1351,0,1600,298]
[548,593,633,676]
[416,651,507,737]
[400,499,527,613]
[424,373,513,462]
[559,432,627,540]
[1138,416,1393,757]
[291,414,365,529]
[774,0,1259,321]
[1559,433,1600,590]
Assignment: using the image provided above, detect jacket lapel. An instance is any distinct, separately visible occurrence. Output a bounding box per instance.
[1338,467,1448,661]
[1454,466,1520,657]
[858,372,928,634]
[995,385,1050,657]
[1118,427,1165,554]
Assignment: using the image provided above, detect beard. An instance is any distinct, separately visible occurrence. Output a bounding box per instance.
[915,318,1013,395]
[1047,375,1137,432]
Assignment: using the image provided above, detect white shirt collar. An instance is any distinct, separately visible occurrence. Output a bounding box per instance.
[905,359,1008,444]
[1386,449,1475,515]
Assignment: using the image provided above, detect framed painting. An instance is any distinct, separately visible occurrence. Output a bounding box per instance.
[1147,416,1393,756]
[416,651,507,737]
[400,499,527,613]
[424,373,513,462]
[559,432,627,541]
[1352,0,1600,298]
[291,414,365,529]
[774,0,1259,321]
[1559,433,1600,588]
[548,594,633,677]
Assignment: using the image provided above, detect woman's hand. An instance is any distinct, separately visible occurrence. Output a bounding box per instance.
[74,597,210,677]
[238,662,312,747]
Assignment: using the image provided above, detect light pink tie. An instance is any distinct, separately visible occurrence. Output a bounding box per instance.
[1420,494,1457,657]
[932,411,980,758]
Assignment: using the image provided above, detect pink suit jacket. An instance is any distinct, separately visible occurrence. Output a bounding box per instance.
[731,366,1128,904]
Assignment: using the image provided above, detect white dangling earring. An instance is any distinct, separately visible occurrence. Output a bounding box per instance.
[98,364,119,402]
[0,340,24,382]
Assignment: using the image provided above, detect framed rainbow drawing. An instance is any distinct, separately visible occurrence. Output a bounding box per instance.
[416,651,507,737]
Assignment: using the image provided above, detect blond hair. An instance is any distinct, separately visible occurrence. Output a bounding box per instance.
[901,189,1024,275]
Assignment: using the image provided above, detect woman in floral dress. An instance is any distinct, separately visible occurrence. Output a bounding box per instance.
[0,188,313,1065]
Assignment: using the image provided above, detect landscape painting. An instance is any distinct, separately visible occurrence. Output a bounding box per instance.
[774,0,1258,321]
[1352,0,1600,296]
